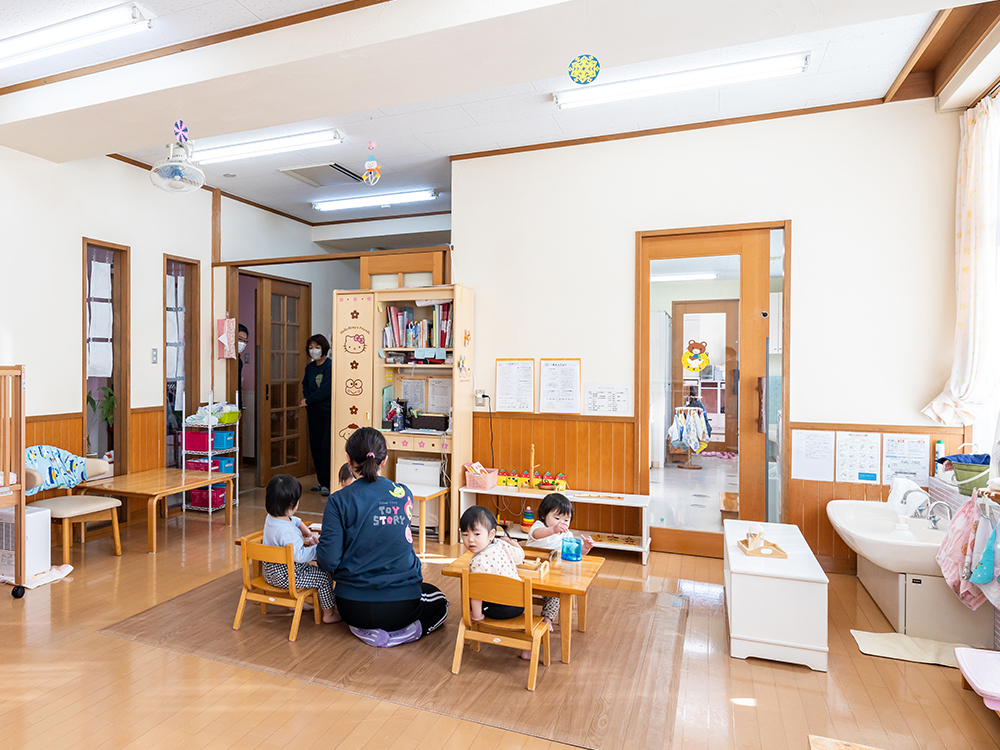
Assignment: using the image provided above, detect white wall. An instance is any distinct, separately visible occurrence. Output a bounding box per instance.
[0,147,213,415]
[453,100,959,426]
[220,197,360,345]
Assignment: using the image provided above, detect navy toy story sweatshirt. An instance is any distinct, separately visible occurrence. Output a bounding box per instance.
[316,475,422,601]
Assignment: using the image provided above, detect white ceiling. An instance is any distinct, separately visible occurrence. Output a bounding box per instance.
[0,1,968,225]
[0,0,356,88]
[119,10,936,222]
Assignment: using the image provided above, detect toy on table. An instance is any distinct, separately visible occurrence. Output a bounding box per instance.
[737,529,787,559]
[555,473,568,491]
[498,469,509,486]
[521,506,533,533]
[517,470,530,488]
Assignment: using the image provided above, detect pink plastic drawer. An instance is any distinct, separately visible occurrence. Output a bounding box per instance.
[190,487,226,510]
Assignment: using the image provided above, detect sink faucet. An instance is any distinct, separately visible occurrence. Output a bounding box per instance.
[904,489,932,517]
[927,501,954,529]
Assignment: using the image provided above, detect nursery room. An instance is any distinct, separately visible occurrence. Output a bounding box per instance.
[2,1,1000,749]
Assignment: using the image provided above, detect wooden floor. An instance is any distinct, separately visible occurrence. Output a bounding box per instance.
[1,484,997,750]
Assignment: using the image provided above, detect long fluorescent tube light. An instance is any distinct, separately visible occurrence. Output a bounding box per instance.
[196,130,343,165]
[0,3,153,71]
[313,190,437,212]
[554,52,810,109]
[651,273,718,282]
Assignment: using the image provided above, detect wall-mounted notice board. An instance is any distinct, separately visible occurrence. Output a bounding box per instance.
[496,358,534,412]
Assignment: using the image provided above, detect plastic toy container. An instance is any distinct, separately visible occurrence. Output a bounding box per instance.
[182,430,234,451]
[185,456,235,473]
[561,536,582,562]
[465,467,498,490]
[190,486,226,510]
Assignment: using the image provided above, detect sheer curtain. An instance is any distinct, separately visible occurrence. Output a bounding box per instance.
[923,96,1000,426]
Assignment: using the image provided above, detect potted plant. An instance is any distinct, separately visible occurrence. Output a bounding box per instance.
[87,386,116,454]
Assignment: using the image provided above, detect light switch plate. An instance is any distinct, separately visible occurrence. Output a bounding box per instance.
[151,348,158,364]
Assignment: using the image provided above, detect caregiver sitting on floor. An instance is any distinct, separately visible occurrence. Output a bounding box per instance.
[317,427,449,647]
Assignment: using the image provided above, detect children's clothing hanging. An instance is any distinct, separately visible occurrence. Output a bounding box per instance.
[669,406,709,454]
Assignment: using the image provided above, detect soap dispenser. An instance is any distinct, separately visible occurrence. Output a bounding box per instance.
[889,515,917,541]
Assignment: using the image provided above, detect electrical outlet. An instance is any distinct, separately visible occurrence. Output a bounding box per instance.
[151,348,158,364]
[475,390,487,407]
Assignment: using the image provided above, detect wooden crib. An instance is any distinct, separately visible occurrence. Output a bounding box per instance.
[0,366,26,595]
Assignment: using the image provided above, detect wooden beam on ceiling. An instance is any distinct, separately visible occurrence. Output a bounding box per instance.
[885,3,1000,103]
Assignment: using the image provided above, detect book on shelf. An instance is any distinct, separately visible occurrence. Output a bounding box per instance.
[381,301,454,349]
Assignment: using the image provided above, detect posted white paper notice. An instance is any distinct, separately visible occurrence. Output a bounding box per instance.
[539,359,581,414]
[495,359,534,412]
[791,430,835,482]
[401,378,426,412]
[882,433,930,487]
[427,377,452,414]
[836,432,881,485]
[584,384,632,416]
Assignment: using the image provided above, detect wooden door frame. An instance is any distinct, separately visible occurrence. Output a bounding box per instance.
[669,299,739,452]
[82,238,131,475]
[635,221,792,553]
[162,255,202,415]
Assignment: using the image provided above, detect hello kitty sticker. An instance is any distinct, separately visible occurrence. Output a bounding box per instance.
[345,334,366,354]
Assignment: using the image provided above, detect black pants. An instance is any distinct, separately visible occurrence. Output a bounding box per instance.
[481,602,524,620]
[335,582,449,636]
[306,405,331,488]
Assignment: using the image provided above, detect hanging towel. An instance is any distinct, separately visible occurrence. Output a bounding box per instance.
[970,525,996,584]
[936,499,986,610]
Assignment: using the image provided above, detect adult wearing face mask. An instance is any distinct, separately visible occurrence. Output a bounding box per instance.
[237,324,249,411]
[300,334,333,496]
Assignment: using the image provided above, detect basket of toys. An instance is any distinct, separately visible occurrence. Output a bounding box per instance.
[464,462,498,490]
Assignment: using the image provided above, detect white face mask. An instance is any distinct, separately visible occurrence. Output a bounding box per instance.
[309,348,322,360]
[237,341,247,354]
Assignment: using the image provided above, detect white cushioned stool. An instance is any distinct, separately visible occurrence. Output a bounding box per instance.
[29,495,122,565]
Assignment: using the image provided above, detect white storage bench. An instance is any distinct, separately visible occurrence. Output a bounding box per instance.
[723,519,829,671]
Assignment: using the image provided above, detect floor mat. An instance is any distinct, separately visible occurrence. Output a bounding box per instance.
[850,629,963,668]
[100,570,688,750]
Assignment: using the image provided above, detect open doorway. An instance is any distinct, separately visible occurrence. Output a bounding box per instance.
[83,239,130,476]
[637,223,789,557]
[164,256,200,469]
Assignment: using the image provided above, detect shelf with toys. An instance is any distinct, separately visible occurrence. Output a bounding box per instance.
[459,445,651,564]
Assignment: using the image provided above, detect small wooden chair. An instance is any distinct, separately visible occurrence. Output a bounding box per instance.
[232,530,320,642]
[452,568,551,691]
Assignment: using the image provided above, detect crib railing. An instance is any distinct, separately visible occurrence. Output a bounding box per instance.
[0,366,26,587]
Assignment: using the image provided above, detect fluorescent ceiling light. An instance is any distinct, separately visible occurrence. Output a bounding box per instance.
[651,273,718,282]
[313,190,437,212]
[0,3,153,71]
[196,130,343,165]
[553,52,810,109]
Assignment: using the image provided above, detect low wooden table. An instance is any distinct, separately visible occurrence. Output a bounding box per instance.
[405,483,450,558]
[442,550,605,664]
[75,468,234,554]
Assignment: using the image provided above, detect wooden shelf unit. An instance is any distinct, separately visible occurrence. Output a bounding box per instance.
[332,285,474,545]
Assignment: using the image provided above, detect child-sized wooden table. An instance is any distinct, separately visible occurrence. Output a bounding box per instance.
[75,468,234,553]
[442,550,605,664]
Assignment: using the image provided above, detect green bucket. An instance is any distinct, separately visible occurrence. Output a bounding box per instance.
[951,462,990,496]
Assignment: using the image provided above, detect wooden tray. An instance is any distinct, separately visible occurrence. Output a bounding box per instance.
[516,558,550,579]
[737,536,787,559]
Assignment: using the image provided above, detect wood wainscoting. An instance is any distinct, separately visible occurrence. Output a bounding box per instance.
[788,422,971,573]
[26,413,85,502]
[129,407,166,473]
[472,413,636,494]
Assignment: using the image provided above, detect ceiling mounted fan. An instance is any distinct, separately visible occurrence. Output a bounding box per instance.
[150,120,205,193]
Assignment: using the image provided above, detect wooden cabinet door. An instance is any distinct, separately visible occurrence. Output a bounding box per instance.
[332,292,375,468]
[259,279,310,483]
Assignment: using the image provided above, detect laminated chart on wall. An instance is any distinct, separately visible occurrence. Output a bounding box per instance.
[539,358,581,414]
[495,359,534,412]
[836,431,881,485]
[882,433,930,487]
[584,384,631,416]
[791,429,835,482]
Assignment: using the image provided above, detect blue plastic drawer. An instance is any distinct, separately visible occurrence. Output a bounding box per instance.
[212,430,234,450]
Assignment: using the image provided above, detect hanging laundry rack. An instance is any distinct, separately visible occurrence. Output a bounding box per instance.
[672,405,709,471]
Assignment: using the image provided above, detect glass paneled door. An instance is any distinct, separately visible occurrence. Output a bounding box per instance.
[259,278,309,483]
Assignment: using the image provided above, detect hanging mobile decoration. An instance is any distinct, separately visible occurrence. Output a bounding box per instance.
[173,119,189,143]
[363,141,381,186]
[568,54,600,85]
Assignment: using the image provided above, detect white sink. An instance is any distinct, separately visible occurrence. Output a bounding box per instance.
[826,500,947,576]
